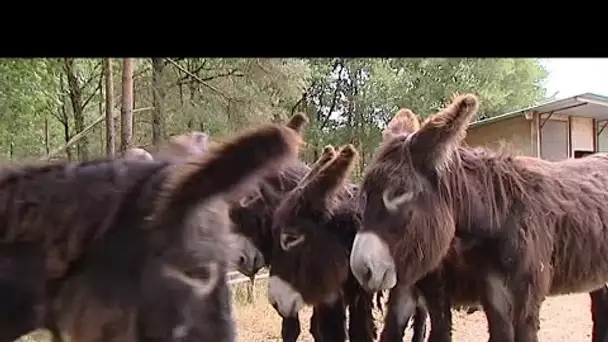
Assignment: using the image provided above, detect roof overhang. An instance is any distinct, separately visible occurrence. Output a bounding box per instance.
[469,92,608,129]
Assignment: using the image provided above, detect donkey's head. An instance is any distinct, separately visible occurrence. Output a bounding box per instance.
[124,147,154,161]
[350,94,480,293]
[267,144,359,318]
[228,113,309,277]
[155,132,212,162]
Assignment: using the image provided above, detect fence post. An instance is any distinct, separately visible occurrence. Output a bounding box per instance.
[246,275,255,303]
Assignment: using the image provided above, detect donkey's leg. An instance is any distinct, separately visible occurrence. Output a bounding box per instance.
[0,245,46,342]
[310,298,346,342]
[508,270,546,342]
[416,273,452,342]
[281,315,301,342]
[378,285,418,342]
[411,304,429,342]
[590,285,608,342]
[480,271,515,342]
[347,291,376,342]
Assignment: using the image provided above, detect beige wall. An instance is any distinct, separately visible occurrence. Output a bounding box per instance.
[570,116,594,154]
[539,115,569,161]
[536,113,595,160]
[465,116,534,156]
[466,113,599,160]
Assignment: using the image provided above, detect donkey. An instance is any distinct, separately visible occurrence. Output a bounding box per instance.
[267,144,380,342]
[227,115,342,342]
[230,135,428,341]
[350,93,608,342]
[124,131,212,162]
[0,121,301,342]
[362,108,608,342]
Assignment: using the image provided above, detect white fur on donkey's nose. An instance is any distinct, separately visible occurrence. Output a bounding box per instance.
[350,231,397,292]
[267,276,304,318]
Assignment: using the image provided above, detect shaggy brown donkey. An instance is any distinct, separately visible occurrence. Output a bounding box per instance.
[368,109,608,342]
[351,93,608,342]
[124,131,212,162]
[0,122,301,342]
[267,144,379,342]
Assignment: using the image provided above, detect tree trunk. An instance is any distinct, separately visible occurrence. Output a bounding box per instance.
[151,58,166,146]
[64,58,89,161]
[59,74,73,161]
[120,58,134,153]
[104,58,116,157]
[44,115,50,155]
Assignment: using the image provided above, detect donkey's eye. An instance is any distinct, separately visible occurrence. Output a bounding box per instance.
[162,262,220,298]
[280,231,305,251]
[382,188,415,212]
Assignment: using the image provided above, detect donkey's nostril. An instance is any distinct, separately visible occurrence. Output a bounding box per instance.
[238,255,246,265]
[363,266,372,283]
[253,254,263,271]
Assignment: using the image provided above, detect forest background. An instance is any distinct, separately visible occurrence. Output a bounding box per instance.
[0,58,550,178]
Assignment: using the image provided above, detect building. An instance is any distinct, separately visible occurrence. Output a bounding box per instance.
[465,92,608,161]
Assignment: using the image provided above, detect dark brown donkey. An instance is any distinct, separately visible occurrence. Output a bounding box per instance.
[266,144,379,342]
[351,93,608,342]
[229,113,332,342]
[0,122,301,342]
[369,109,608,342]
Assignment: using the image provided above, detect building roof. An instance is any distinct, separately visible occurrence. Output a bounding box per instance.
[469,92,608,129]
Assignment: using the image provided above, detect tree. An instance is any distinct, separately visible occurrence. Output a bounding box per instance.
[104,58,116,157]
[151,58,166,145]
[121,58,134,153]
[0,57,550,170]
[297,58,550,177]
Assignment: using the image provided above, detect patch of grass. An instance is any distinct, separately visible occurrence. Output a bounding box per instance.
[14,330,51,342]
[230,276,270,308]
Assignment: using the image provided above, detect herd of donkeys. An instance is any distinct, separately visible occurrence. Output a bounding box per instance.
[1,93,608,342]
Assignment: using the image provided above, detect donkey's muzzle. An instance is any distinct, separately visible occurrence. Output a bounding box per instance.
[350,231,397,292]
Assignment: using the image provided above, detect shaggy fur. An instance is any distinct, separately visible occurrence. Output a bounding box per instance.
[0,122,300,342]
[358,94,608,342]
[269,145,378,342]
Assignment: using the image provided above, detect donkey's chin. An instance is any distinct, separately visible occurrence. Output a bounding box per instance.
[350,231,398,292]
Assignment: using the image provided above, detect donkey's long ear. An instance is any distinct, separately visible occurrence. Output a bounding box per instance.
[152,124,302,225]
[286,113,309,134]
[303,144,358,200]
[411,93,479,172]
[298,145,337,186]
[382,109,421,141]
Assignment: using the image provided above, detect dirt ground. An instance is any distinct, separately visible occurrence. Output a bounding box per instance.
[14,279,593,342]
[232,279,593,342]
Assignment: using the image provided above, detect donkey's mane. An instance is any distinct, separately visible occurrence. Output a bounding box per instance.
[440,145,586,235]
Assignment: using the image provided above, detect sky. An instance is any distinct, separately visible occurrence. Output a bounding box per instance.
[542,58,608,99]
